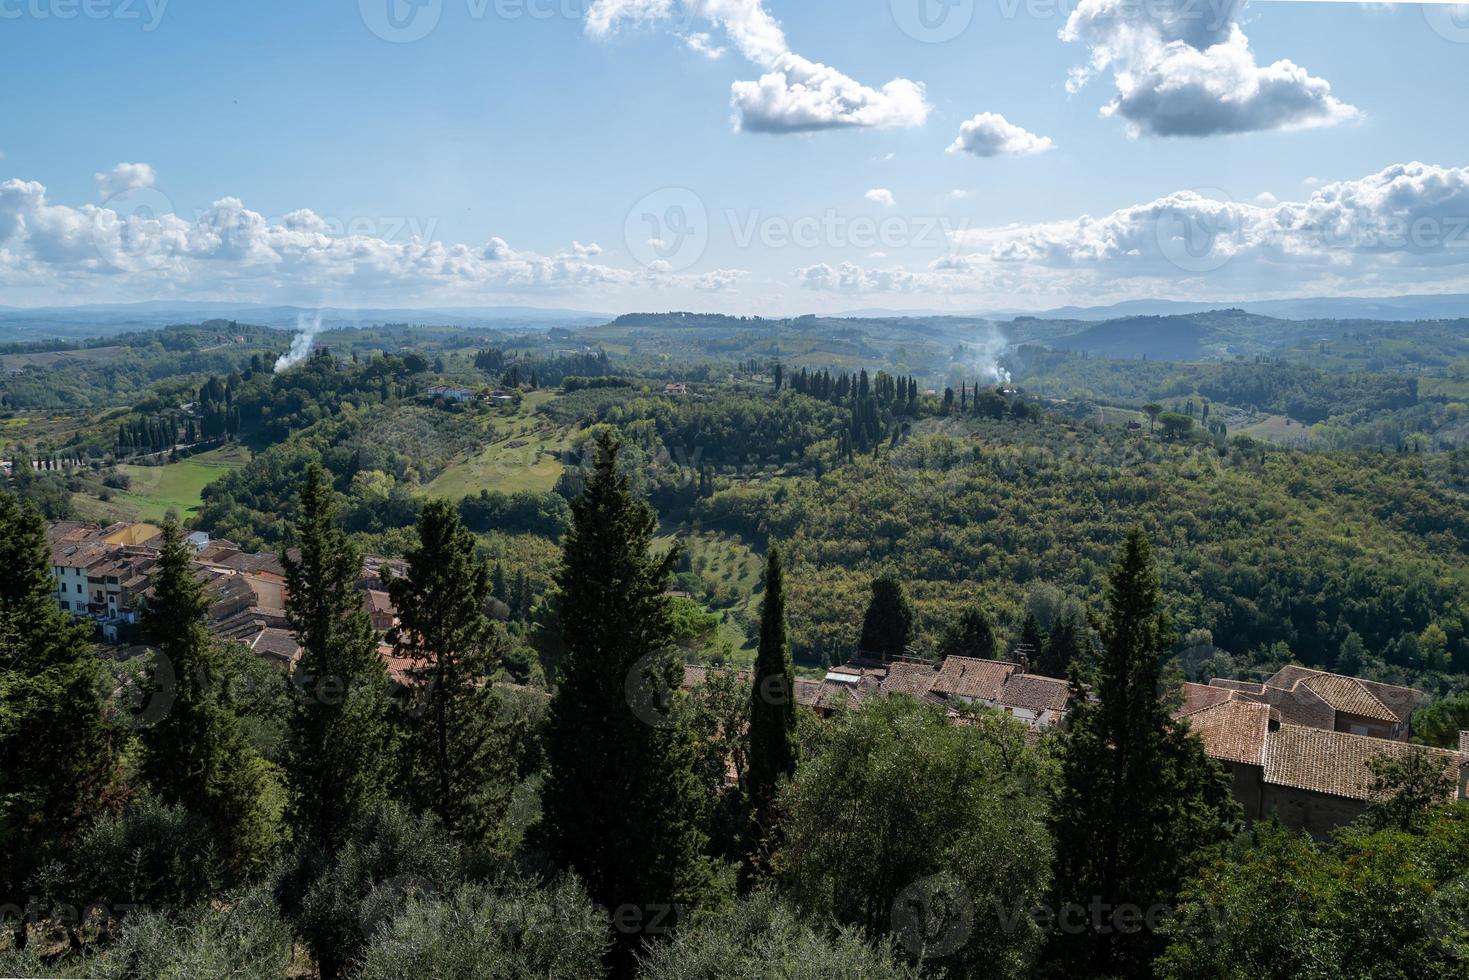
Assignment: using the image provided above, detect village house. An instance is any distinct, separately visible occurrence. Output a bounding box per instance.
[1206,665,1421,741]
[425,384,477,404]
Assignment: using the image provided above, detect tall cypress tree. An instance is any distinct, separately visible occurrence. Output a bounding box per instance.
[1038,612,1084,679]
[138,520,276,875]
[0,493,113,928]
[939,606,998,661]
[742,546,795,881]
[383,500,510,845]
[540,431,711,966]
[857,573,913,660]
[1051,530,1239,976]
[1016,613,1045,666]
[281,465,389,855]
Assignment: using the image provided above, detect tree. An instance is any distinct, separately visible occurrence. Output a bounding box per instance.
[1159,411,1194,441]
[939,607,997,662]
[1143,403,1163,432]
[1016,612,1045,667]
[858,574,913,660]
[1361,749,1455,834]
[279,465,392,980]
[778,697,1053,979]
[0,493,114,935]
[638,892,923,980]
[1038,611,1084,679]
[1050,529,1240,976]
[383,500,511,846]
[138,520,278,876]
[539,431,712,966]
[743,546,796,882]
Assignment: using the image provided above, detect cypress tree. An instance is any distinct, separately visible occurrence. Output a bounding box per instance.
[0,494,113,928]
[742,546,795,882]
[383,500,510,845]
[1017,612,1045,666]
[1038,612,1084,679]
[540,431,711,966]
[1050,529,1239,976]
[138,520,276,875]
[939,606,998,661]
[857,573,913,660]
[281,464,389,855]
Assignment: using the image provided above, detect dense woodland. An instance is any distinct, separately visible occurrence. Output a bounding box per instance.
[5,312,1469,975]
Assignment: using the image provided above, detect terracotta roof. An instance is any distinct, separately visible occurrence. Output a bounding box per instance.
[794,678,823,708]
[1180,682,1238,715]
[1178,699,1272,766]
[247,627,301,666]
[879,661,940,700]
[997,673,1070,714]
[1264,725,1462,801]
[1300,673,1398,723]
[930,657,1018,702]
[1209,678,1266,695]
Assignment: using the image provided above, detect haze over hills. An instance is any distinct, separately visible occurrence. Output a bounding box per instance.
[842,293,1469,323]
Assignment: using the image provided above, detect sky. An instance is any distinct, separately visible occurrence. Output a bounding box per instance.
[2,0,1469,314]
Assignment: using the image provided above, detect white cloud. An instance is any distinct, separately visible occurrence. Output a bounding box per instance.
[0,171,741,304]
[947,113,1055,158]
[681,32,725,59]
[94,162,157,200]
[586,0,929,133]
[949,190,970,200]
[1061,0,1360,138]
[865,188,896,207]
[795,162,1469,300]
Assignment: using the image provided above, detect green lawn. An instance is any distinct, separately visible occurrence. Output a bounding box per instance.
[107,445,252,523]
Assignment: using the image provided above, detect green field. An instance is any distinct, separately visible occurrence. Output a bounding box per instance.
[104,445,253,523]
[425,391,571,498]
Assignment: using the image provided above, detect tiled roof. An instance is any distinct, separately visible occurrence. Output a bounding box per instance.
[997,673,1070,714]
[1178,699,1272,766]
[879,661,940,700]
[247,627,301,666]
[1263,725,1462,801]
[1301,673,1398,723]
[930,657,1018,702]
[1180,682,1238,715]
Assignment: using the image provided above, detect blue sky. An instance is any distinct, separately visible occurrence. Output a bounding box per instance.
[3,0,1469,313]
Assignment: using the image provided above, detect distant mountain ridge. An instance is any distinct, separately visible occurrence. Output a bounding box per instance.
[840,293,1469,322]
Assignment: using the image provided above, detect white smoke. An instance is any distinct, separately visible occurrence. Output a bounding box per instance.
[962,326,1012,386]
[274,312,324,373]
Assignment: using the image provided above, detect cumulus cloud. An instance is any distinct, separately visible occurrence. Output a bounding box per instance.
[795,162,1469,300]
[1061,0,1359,138]
[586,0,929,133]
[947,113,1055,158]
[94,162,157,199]
[865,188,896,207]
[0,171,738,304]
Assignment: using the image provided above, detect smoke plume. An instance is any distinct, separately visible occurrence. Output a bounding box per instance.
[274,312,324,373]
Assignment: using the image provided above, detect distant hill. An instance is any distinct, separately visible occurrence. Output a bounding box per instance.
[0,302,612,342]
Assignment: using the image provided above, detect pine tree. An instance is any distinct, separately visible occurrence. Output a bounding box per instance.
[281,465,389,855]
[742,547,795,882]
[857,573,913,660]
[939,607,997,661]
[540,431,711,966]
[138,521,276,875]
[1050,530,1239,976]
[1039,612,1083,678]
[0,493,113,924]
[383,500,511,845]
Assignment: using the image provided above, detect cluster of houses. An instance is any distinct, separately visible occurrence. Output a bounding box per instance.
[45,518,1469,838]
[424,384,516,406]
[686,652,1469,837]
[46,520,407,677]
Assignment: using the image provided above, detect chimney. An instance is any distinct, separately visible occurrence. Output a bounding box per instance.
[1460,731,1469,756]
